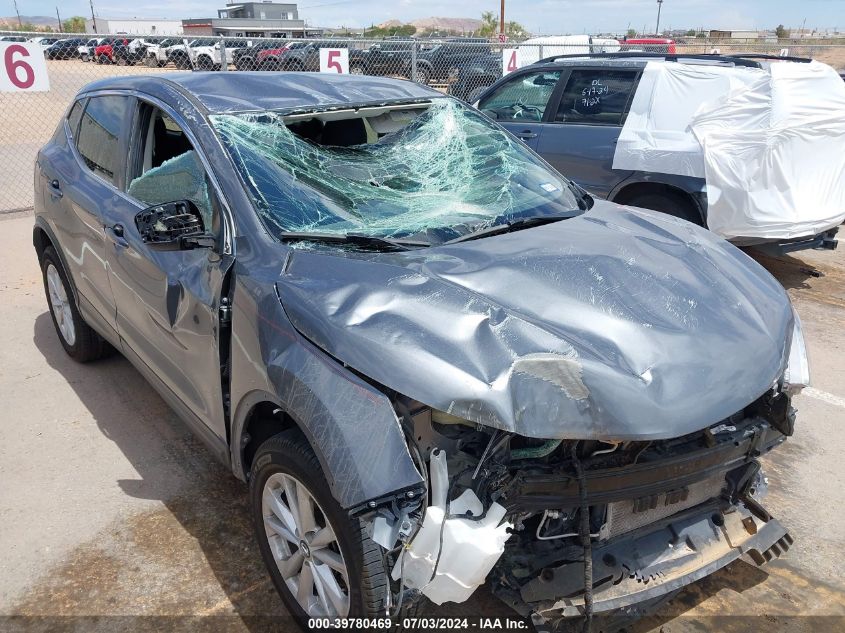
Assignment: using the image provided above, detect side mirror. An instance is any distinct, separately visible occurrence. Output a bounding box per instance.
[135,200,215,251]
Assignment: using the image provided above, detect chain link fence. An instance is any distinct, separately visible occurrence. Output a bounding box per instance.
[1,30,844,212]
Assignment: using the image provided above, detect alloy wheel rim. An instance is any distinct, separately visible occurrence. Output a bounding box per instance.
[46,264,75,346]
[262,472,351,617]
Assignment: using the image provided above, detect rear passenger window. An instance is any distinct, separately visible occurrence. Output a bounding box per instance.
[478,71,562,121]
[555,70,638,125]
[66,100,85,138]
[76,96,128,185]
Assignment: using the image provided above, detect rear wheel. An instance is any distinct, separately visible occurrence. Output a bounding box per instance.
[412,64,430,85]
[624,190,704,226]
[197,55,214,71]
[40,246,111,362]
[250,431,388,620]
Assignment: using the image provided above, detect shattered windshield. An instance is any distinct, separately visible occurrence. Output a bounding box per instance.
[211,99,584,242]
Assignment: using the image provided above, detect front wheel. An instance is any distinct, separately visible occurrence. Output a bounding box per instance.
[250,431,388,620]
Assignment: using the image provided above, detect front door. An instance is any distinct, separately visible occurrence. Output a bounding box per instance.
[101,99,233,438]
[477,69,563,152]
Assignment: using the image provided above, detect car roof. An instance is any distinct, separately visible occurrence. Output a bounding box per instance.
[77,72,444,114]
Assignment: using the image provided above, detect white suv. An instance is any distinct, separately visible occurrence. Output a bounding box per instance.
[189,39,252,70]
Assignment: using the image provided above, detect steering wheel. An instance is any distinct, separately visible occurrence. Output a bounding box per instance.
[511,102,542,121]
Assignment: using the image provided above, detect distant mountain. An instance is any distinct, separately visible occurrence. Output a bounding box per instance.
[377,16,483,34]
[0,15,59,29]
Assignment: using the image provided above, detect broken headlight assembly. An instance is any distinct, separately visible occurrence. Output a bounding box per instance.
[783,305,811,396]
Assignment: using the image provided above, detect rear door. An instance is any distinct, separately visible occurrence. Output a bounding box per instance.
[38,95,132,338]
[536,67,640,198]
[477,68,564,151]
[100,98,233,439]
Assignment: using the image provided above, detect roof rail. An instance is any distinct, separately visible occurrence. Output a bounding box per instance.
[533,51,768,68]
[729,53,812,63]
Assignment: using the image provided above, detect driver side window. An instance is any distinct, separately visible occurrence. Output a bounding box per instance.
[125,103,218,234]
[479,71,561,121]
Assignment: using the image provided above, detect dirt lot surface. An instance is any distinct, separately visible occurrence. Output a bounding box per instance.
[1,211,844,632]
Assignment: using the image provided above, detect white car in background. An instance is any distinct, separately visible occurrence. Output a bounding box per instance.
[28,36,58,50]
[188,38,252,70]
[517,35,620,66]
[143,37,181,67]
[79,38,104,62]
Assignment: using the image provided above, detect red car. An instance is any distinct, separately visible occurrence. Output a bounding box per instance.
[94,38,130,64]
[621,37,677,54]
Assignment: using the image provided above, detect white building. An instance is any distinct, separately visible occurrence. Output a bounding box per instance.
[84,18,184,36]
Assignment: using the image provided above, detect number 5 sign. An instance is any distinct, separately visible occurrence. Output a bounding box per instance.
[319,48,348,74]
[0,42,49,92]
[502,48,519,75]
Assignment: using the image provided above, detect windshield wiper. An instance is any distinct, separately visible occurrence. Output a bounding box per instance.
[445,213,579,244]
[279,231,429,251]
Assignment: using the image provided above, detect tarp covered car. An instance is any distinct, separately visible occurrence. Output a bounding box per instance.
[34,73,807,628]
[614,59,845,244]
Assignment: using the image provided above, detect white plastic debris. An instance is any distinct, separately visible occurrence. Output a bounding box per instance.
[613,60,845,242]
[392,450,512,605]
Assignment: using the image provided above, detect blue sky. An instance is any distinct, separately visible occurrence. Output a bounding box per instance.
[13,0,845,33]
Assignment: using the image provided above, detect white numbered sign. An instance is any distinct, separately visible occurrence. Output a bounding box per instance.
[319,48,348,74]
[0,42,50,92]
[502,48,519,75]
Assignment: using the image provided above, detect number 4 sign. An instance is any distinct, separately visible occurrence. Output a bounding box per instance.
[319,48,348,74]
[0,42,49,92]
[502,48,519,75]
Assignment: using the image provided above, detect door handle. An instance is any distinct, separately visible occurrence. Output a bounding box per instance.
[517,131,538,139]
[109,223,129,247]
[47,179,63,198]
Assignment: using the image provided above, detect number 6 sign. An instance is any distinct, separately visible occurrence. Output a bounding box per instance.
[319,48,348,74]
[0,42,50,92]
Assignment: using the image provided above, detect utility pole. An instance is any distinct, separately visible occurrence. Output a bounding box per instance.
[56,7,63,33]
[500,0,505,38]
[655,0,664,35]
[13,0,23,28]
[90,0,98,34]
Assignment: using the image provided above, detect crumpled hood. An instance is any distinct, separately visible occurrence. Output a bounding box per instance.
[276,201,792,440]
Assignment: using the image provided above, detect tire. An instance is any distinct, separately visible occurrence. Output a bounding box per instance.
[97,54,110,65]
[144,55,158,67]
[285,59,304,72]
[250,431,388,620]
[624,190,704,226]
[116,56,128,66]
[172,55,189,70]
[349,64,364,75]
[412,64,430,85]
[40,246,111,363]
[197,55,214,71]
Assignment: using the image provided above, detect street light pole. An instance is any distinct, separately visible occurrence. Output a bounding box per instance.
[13,0,23,28]
[500,0,505,38]
[655,0,664,35]
[90,0,98,34]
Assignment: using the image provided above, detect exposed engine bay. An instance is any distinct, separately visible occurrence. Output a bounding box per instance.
[362,388,795,625]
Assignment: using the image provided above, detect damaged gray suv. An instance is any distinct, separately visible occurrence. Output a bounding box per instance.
[34,73,808,626]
